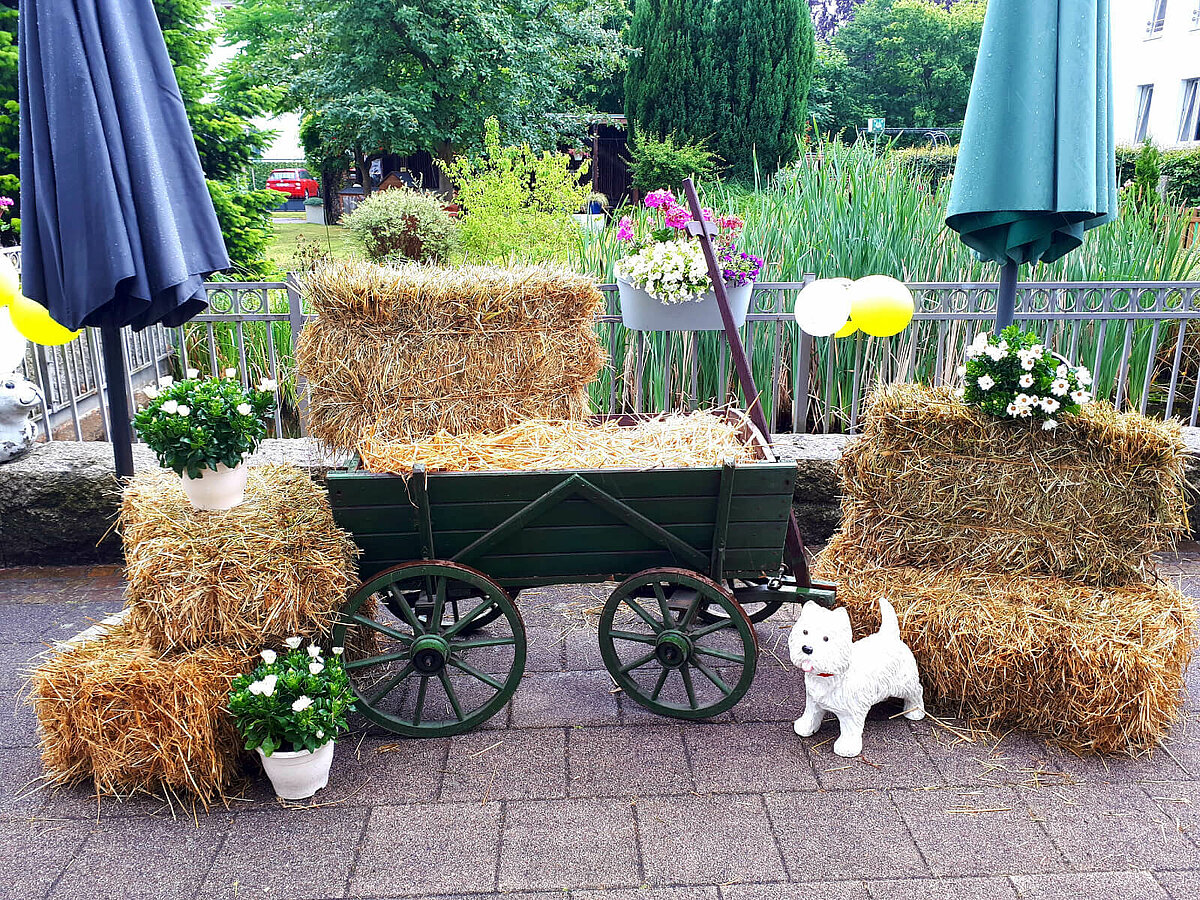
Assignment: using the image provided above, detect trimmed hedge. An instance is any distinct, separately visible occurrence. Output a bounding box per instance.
[1117,145,1200,207]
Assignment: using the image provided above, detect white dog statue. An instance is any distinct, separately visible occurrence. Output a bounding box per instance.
[789,597,925,757]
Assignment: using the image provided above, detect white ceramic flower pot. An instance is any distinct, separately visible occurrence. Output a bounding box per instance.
[617,277,754,331]
[180,462,249,511]
[257,741,335,800]
[305,204,324,224]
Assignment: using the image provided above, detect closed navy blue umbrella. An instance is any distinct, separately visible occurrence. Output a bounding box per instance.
[18,0,230,475]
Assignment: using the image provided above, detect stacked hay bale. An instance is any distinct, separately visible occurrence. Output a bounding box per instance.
[298,260,606,449]
[816,383,1197,753]
[29,465,360,803]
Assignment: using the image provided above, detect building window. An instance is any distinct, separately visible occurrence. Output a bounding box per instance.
[1136,84,1155,141]
[1180,79,1200,142]
[1147,0,1168,35]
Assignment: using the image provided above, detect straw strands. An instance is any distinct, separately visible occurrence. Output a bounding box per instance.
[836,384,1189,586]
[29,624,252,804]
[815,544,1198,754]
[120,465,360,653]
[298,260,606,450]
[358,413,762,474]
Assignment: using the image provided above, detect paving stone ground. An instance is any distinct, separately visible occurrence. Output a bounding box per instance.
[2,558,1200,899]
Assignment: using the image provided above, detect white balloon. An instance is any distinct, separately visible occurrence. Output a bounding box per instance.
[793,278,853,337]
[0,307,28,375]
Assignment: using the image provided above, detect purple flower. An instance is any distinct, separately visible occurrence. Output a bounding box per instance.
[615,216,635,241]
[644,189,675,209]
[663,204,693,229]
[0,197,13,209]
[701,207,714,222]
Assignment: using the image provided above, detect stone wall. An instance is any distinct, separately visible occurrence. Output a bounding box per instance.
[2,433,1197,567]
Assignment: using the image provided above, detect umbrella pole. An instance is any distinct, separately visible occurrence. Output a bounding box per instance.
[996,258,1018,334]
[100,324,136,478]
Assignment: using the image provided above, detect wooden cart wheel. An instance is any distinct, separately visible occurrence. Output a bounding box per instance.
[696,577,784,625]
[598,567,757,720]
[385,583,506,633]
[333,561,526,737]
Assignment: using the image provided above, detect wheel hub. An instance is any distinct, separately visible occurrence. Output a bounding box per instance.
[410,635,450,674]
[654,630,692,668]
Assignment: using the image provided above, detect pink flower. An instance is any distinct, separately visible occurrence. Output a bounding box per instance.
[717,214,744,232]
[701,207,714,222]
[644,189,675,209]
[616,216,635,241]
[663,204,693,229]
[0,197,12,208]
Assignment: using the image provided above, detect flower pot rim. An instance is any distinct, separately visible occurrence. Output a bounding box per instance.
[256,739,334,760]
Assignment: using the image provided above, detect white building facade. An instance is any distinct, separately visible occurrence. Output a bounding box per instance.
[1113,0,1200,148]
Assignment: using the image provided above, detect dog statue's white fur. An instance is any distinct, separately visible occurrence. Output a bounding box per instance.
[788,598,925,757]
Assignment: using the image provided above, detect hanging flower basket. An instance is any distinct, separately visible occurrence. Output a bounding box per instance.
[617,277,755,331]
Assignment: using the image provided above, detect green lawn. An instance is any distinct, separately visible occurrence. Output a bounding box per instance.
[267,221,358,273]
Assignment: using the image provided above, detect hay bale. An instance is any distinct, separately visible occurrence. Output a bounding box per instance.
[29,624,252,803]
[120,464,360,653]
[836,383,1188,586]
[297,260,606,450]
[815,541,1198,753]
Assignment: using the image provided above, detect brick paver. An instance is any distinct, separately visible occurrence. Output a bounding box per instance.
[1,563,1199,898]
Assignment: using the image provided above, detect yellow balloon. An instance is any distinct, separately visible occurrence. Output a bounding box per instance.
[0,255,19,308]
[834,318,858,338]
[847,275,915,338]
[8,294,82,346]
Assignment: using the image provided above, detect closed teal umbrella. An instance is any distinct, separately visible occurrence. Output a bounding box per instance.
[946,0,1117,331]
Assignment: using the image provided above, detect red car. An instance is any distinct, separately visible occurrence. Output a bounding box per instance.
[266,168,319,199]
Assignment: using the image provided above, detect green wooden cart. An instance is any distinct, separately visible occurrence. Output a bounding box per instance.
[327,429,836,737]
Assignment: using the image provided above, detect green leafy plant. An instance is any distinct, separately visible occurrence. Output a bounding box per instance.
[957,326,1094,428]
[627,131,721,192]
[303,196,323,207]
[132,374,276,477]
[441,117,593,262]
[228,641,355,756]
[343,188,458,263]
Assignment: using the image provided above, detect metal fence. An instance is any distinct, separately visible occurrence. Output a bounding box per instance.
[13,270,1200,438]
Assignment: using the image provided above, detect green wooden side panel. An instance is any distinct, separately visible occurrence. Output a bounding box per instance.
[327,463,795,584]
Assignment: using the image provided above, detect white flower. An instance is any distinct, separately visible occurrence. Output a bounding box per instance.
[1076,368,1093,386]
[997,340,1008,352]
[260,649,277,665]
[291,696,313,712]
[1029,344,1044,356]
[1018,373,1034,388]
[258,378,278,393]
[158,376,174,387]
[331,646,344,656]
[984,345,1005,362]
[284,636,303,650]
[1070,389,1091,404]
[143,386,159,400]
[225,368,237,379]
[260,674,278,697]
[1020,356,1036,371]
[1043,419,1058,431]
[1019,405,1033,418]
[186,367,199,379]
[1056,364,1069,378]
[1016,393,1031,406]
[955,365,966,377]
[160,399,179,414]
[307,645,322,658]
[309,662,324,675]
[316,730,325,740]
[247,679,265,696]
[176,405,190,417]
[972,332,990,349]
[1040,396,1060,413]
[1050,378,1070,397]
[953,387,965,399]
[977,375,995,391]
[236,403,252,416]
[1006,401,1019,416]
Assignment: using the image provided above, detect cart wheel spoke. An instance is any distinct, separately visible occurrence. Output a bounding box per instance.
[438,670,465,721]
[349,615,415,645]
[413,675,429,726]
[443,597,498,640]
[345,648,412,671]
[692,645,746,665]
[447,655,506,691]
[454,636,518,650]
[598,567,757,722]
[607,629,657,646]
[366,661,415,707]
[386,584,426,636]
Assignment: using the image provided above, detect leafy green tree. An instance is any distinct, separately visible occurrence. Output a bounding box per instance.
[627,130,721,191]
[807,41,869,134]
[624,0,719,144]
[713,0,816,181]
[831,0,985,130]
[223,0,628,192]
[0,0,18,233]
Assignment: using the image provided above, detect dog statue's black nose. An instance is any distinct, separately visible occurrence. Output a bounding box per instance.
[801,645,813,655]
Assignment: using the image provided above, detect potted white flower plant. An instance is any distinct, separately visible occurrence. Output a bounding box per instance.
[133,371,277,510]
[304,196,324,225]
[614,189,762,331]
[228,639,355,800]
[956,325,1094,430]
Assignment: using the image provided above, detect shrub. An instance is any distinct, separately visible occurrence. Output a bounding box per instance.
[132,374,276,477]
[441,117,593,262]
[343,189,458,263]
[627,131,722,192]
[1117,144,1200,207]
[892,145,958,188]
[206,180,278,279]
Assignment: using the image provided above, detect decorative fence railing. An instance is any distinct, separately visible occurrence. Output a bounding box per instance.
[12,270,1200,440]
